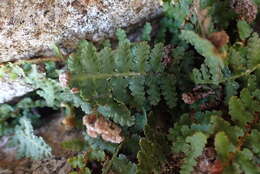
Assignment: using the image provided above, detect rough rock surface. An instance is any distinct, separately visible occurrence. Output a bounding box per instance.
[0,77,34,103]
[0,0,162,63]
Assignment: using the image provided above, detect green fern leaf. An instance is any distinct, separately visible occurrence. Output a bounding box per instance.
[224,80,239,103]
[116,29,129,43]
[97,102,135,127]
[214,131,235,163]
[88,150,106,162]
[146,76,161,105]
[180,132,208,174]
[229,97,251,127]
[137,138,164,174]
[68,37,177,127]
[141,22,152,41]
[160,74,177,108]
[132,42,150,72]
[229,88,260,127]
[128,76,146,107]
[10,117,52,160]
[211,116,244,145]
[181,30,224,84]
[61,139,87,152]
[36,78,61,107]
[228,47,248,73]
[235,148,260,174]
[98,47,114,73]
[68,154,85,169]
[192,64,211,84]
[0,104,15,122]
[111,154,137,174]
[246,129,260,155]
[78,41,99,73]
[110,77,130,103]
[237,20,253,40]
[148,43,165,73]
[61,91,92,114]
[137,124,169,174]
[68,150,104,173]
[247,33,260,68]
[114,39,132,73]
[247,75,257,92]
[21,64,63,107]
[84,134,117,153]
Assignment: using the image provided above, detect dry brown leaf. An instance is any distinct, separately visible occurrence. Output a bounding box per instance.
[207,31,229,49]
[83,114,124,144]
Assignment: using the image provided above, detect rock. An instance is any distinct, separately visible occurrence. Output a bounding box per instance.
[0,0,162,63]
[31,157,72,174]
[0,77,34,104]
[0,168,12,174]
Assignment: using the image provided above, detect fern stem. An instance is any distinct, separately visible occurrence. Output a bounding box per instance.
[74,72,147,80]
[0,56,65,66]
[221,64,260,83]
[197,64,260,84]
[102,143,123,174]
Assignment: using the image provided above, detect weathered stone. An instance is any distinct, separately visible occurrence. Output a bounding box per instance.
[0,77,34,103]
[0,0,162,63]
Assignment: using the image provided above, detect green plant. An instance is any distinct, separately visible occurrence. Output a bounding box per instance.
[10,117,52,160]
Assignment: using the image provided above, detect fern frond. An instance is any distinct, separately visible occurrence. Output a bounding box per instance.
[214,131,236,163]
[84,133,118,153]
[229,88,260,127]
[111,154,137,174]
[180,30,224,84]
[61,91,92,114]
[236,149,260,174]
[246,130,260,155]
[137,138,164,174]
[247,33,260,68]
[68,36,178,126]
[128,76,146,107]
[146,76,161,106]
[180,132,208,174]
[237,20,253,40]
[97,102,135,127]
[137,125,168,174]
[10,117,52,160]
[68,154,86,169]
[147,43,165,73]
[160,74,177,108]
[224,80,239,103]
[61,139,87,152]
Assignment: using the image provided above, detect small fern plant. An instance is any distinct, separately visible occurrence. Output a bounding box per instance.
[10,117,52,160]
[168,86,260,173]
[67,29,177,127]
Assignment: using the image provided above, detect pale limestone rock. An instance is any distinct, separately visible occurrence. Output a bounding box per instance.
[0,77,34,103]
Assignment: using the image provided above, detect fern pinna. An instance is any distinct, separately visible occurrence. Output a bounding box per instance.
[67,29,177,127]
